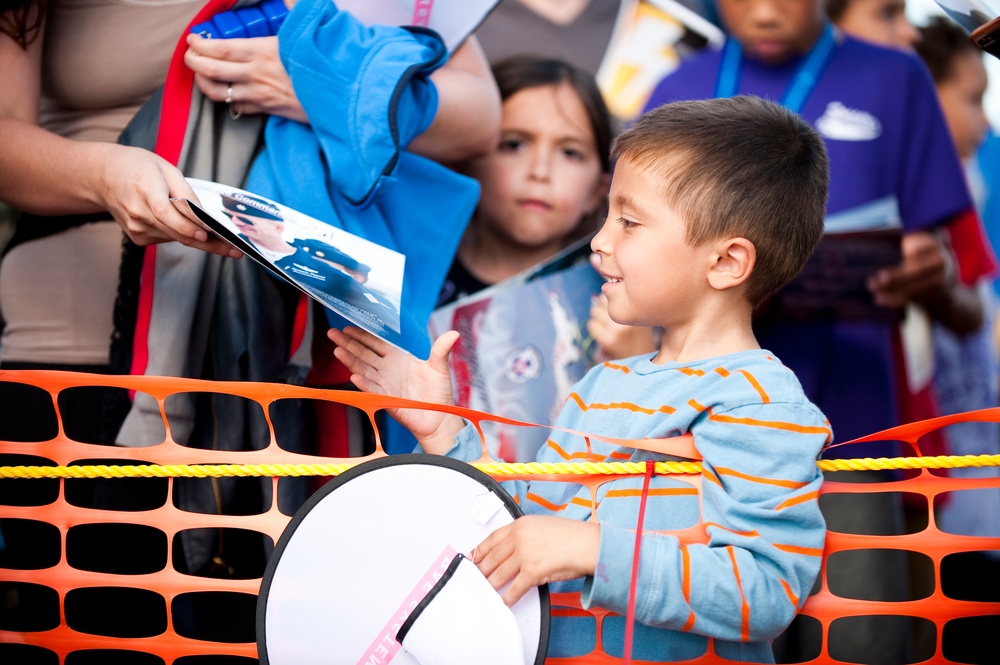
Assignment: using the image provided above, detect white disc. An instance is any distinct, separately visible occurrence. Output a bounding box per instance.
[258,454,549,664]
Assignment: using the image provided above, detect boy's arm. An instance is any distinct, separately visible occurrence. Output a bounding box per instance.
[868,222,988,334]
[874,59,997,334]
[581,401,830,642]
[328,326,466,454]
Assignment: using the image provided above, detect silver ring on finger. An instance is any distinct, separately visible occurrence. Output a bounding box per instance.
[225,84,234,104]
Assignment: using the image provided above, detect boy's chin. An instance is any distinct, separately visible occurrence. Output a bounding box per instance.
[743,39,801,65]
[608,314,643,328]
[747,47,795,65]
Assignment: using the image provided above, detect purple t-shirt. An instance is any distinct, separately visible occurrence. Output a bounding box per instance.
[644,34,973,448]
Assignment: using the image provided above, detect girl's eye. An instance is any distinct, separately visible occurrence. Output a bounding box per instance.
[498,138,524,152]
[618,217,637,229]
[561,146,585,161]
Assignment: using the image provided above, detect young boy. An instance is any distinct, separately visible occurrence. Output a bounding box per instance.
[643,2,997,661]
[329,96,832,662]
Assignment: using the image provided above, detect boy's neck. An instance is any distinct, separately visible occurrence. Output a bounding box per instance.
[652,301,758,365]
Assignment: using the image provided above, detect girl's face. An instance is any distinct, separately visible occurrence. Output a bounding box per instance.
[836,0,919,50]
[466,82,607,251]
[937,50,989,160]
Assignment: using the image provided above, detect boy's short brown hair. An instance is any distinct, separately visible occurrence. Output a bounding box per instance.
[611,95,829,308]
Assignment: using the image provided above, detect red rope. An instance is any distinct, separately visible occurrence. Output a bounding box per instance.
[623,459,656,664]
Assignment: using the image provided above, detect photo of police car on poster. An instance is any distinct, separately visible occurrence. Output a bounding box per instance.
[178,178,406,350]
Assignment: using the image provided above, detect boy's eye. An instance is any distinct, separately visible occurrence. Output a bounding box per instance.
[618,217,638,229]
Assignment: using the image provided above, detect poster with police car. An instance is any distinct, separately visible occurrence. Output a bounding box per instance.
[180,178,407,351]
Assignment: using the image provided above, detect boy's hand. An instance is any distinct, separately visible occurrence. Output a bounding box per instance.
[867,230,984,334]
[328,326,465,453]
[472,516,601,607]
[868,231,951,308]
[587,293,659,361]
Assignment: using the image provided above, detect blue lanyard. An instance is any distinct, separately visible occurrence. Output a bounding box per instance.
[715,22,837,114]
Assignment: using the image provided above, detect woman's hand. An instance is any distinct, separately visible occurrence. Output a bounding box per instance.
[328,326,466,453]
[94,143,240,257]
[185,33,307,123]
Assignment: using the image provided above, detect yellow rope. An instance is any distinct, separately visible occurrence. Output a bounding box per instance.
[2,454,1000,479]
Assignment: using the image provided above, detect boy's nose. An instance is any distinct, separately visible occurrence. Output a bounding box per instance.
[975,107,990,146]
[591,217,612,255]
[896,19,920,49]
[744,0,784,25]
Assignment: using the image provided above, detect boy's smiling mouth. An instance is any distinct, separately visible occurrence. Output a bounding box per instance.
[600,270,622,289]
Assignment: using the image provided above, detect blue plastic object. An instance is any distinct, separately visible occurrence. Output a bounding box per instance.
[190,0,289,38]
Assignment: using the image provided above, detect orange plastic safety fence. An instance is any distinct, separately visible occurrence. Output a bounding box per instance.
[0,369,998,664]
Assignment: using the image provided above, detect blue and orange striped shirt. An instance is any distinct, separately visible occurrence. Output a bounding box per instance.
[445,348,832,662]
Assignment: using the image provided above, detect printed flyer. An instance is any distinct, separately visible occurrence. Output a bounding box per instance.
[180,178,409,351]
[429,237,604,462]
[756,196,905,323]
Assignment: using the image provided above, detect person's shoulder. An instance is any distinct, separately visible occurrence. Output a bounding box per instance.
[294,237,361,266]
[834,34,932,80]
[672,44,723,72]
[574,354,652,388]
[718,350,818,406]
[703,350,830,437]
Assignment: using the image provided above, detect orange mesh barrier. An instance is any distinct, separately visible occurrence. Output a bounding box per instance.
[1,369,998,664]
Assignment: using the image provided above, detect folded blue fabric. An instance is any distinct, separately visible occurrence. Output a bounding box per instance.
[247,0,479,359]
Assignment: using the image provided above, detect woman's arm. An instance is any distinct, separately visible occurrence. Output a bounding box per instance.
[408,36,501,164]
[0,18,236,256]
[184,32,500,164]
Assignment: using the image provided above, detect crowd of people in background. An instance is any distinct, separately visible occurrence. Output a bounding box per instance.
[1,0,999,663]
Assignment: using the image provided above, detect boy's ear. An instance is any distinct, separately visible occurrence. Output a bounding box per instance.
[707,237,756,291]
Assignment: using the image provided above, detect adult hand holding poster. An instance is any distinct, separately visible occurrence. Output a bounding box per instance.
[180,178,411,354]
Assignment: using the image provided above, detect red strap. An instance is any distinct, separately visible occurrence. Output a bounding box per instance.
[154,0,237,164]
[289,292,310,362]
[130,0,237,383]
[623,459,655,664]
[946,207,998,286]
